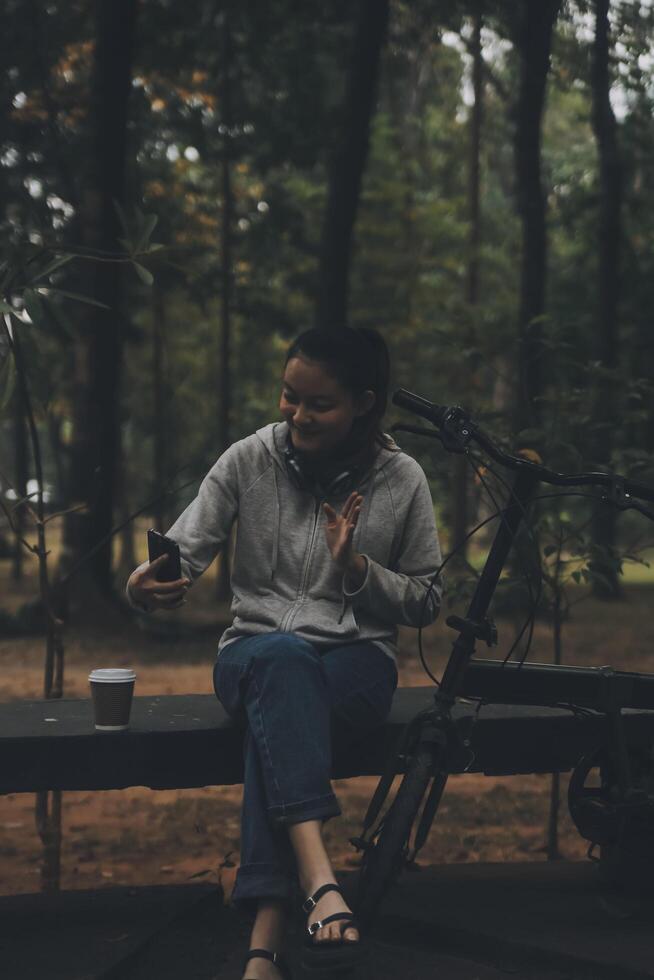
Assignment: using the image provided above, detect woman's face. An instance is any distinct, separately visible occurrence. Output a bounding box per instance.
[280,355,375,456]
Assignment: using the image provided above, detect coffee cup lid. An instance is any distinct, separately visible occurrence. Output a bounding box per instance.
[88,668,136,683]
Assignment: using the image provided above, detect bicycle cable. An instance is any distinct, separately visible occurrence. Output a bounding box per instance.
[416,508,506,685]
[465,448,543,666]
[451,489,633,728]
[466,448,547,668]
[415,442,546,686]
[402,420,647,686]
[459,460,629,670]
[412,474,612,687]
[435,450,542,737]
[483,482,635,671]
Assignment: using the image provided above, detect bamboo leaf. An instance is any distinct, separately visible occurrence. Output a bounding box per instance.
[35,254,74,280]
[43,502,89,524]
[9,490,39,510]
[623,554,651,568]
[137,213,158,252]
[46,289,109,310]
[133,262,154,286]
[23,289,46,328]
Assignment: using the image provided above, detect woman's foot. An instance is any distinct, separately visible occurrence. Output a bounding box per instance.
[242,898,290,979]
[304,878,359,944]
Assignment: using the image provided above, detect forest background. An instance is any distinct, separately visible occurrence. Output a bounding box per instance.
[1,0,654,897]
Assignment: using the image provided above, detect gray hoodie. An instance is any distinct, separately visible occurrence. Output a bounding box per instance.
[127,421,443,665]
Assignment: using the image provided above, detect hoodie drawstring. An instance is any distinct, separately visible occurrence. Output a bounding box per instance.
[271,465,280,580]
[337,475,375,624]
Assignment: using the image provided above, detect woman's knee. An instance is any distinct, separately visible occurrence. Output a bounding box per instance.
[214,633,322,710]
[251,632,320,667]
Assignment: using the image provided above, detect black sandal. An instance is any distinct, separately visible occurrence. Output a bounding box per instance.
[243,948,293,980]
[300,883,368,971]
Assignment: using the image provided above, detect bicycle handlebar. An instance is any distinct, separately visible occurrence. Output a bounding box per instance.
[392,387,654,510]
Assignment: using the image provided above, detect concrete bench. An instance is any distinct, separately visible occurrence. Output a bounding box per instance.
[3,687,654,795]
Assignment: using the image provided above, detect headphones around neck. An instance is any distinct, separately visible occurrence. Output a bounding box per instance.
[283,439,365,498]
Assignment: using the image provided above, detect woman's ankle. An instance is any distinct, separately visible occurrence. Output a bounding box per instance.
[249,897,288,950]
[300,866,337,898]
[287,819,335,896]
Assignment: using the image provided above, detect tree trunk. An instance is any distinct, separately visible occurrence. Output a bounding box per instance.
[547,587,563,860]
[61,0,137,601]
[117,441,136,575]
[36,789,62,893]
[152,282,167,534]
[316,0,390,330]
[451,7,484,560]
[512,1,561,431]
[590,0,622,598]
[467,8,483,313]
[11,388,28,581]
[216,10,234,601]
[27,0,79,211]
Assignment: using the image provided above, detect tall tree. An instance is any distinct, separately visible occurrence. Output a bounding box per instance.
[152,282,168,534]
[512,0,562,429]
[216,7,234,601]
[452,5,484,560]
[589,0,622,597]
[62,0,138,598]
[316,0,390,330]
[11,391,28,580]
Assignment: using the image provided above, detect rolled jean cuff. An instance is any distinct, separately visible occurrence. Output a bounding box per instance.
[230,863,297,919]
[267,793,342,827]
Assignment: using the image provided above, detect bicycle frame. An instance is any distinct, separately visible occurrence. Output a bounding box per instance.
[352,390,654,928]
[405,467,541,860]
[440,468,540,697]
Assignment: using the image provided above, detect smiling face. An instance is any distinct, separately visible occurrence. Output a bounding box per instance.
[280,355,375,457]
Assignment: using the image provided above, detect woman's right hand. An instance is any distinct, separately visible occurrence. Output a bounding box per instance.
[127,554,190,612]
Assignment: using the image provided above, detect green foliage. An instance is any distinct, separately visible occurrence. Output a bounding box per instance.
[1,0,654,605]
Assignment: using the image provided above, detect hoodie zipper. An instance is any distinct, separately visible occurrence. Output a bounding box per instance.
[279,496,323,632]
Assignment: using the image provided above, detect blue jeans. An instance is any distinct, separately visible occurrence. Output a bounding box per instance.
[212,631,398,918]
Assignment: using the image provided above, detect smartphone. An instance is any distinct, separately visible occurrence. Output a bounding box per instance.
[147,529,182,583]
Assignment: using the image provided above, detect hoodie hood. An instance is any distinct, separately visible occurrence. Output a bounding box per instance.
[256,420,400,472]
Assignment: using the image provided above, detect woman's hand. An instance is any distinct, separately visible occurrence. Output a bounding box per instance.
[322,492,363,572]
[128,554,190,612]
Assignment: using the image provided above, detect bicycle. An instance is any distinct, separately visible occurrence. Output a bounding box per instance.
[350,388,654,933]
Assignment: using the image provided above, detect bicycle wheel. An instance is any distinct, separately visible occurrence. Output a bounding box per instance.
[354,739,434,933]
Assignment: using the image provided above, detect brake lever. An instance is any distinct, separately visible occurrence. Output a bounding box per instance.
[391,414,474,454]
[622,500,654,521]
[391,423,442,441]
[601,477,654,521]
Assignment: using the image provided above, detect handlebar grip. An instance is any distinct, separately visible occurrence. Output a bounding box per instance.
[392,388,449,427]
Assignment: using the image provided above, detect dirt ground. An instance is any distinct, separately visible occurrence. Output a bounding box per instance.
[1,526,654,900]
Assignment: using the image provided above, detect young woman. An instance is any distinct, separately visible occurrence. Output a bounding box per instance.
[126,327,443,979]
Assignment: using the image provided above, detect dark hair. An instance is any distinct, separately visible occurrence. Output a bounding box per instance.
[284,327,398,454]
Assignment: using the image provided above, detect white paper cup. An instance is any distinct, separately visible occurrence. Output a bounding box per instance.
[88,668,136,731]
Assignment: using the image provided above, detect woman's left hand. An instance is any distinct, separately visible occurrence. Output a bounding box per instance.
[322,492,363,571]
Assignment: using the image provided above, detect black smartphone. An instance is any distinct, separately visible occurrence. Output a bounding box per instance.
[147,529,182,583]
